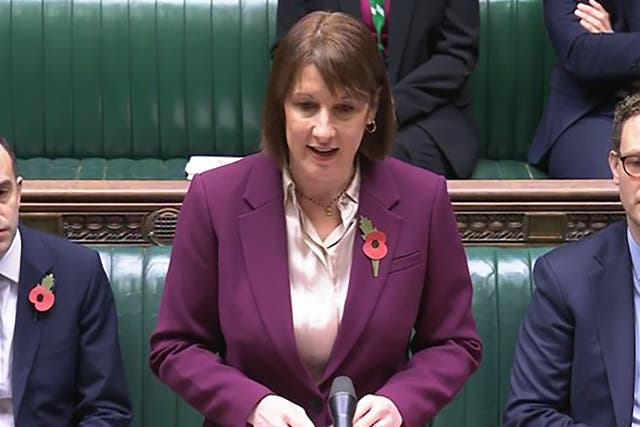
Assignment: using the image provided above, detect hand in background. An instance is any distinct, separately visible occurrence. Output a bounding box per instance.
[247,395,315,427]
[574,0,613,33]
[352,395,402,427]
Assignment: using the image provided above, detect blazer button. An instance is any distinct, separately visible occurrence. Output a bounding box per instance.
[310,397,323,412]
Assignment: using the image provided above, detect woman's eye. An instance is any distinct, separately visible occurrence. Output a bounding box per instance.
[335,104,355,113]
[297,102,316,111]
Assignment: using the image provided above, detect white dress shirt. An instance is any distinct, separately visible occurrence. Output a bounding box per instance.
[0,229,21,427]
[283,166,360,381]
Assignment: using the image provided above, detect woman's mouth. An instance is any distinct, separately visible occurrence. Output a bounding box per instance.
[308,146,339,159]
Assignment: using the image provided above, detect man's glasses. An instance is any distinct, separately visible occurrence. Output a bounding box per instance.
[614,151,640,178]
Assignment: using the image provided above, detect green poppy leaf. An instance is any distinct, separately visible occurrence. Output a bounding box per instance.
[359,215,374,237]
[41,273,55,291]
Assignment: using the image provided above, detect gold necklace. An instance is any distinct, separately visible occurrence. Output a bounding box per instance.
[295,187,348,217]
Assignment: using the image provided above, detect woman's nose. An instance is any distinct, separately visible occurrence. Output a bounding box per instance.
[312,111,336,139]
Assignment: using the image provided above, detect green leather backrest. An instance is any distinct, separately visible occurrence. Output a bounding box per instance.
[97,245,552,426]
[98,246,203,427]
[2,0,277,160]
[470,0,555,161]
[4,0,552,164]
[432,246,550,427]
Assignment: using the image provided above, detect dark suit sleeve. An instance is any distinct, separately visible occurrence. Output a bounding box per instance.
[544,0,640,81]
[276,0,309,41]
[503,256,590,427]
[393,0,479,127]
[149,174,272,427]
[75,252,133,426]
[376,177,482,426]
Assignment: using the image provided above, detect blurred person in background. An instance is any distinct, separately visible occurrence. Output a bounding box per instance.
[529,0,640,178]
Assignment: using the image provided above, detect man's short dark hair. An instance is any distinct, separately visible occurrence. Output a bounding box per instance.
[612,92,640,152]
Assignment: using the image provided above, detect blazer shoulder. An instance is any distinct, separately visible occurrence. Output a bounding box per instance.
[20,225,98,263]
[194,153,253,184]
[537,221,626,273]
[186,152,283,219]
[382,156,445,195]
[362,158,449,223]
[193,153,277,193]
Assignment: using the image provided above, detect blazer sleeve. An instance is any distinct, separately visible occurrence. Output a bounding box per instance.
[503,255,590,427]
[544,0,640,81]
[149,174,272,427]
[393,0,479,128]
[376,177,482,426]
[75,252,133,426]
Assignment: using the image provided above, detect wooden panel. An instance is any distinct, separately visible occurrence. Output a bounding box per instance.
[19,179,624,246]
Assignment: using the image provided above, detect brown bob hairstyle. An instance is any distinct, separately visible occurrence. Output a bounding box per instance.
[260,11,396,166]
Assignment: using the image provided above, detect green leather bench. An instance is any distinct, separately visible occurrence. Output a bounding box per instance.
[100,245,551,426]
[470,0,554,179]
[5,0,551,179]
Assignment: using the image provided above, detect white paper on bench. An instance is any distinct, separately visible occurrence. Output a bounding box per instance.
[185,156,243,180]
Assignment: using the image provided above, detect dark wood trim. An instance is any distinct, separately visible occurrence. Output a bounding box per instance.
[19,179,624,246]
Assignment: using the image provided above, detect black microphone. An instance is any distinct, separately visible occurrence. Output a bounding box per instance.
[329,376,357,427]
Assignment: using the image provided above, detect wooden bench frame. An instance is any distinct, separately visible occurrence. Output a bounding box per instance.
[19,180,624,246]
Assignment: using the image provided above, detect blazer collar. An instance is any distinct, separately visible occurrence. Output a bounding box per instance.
[241,154,400,208]
[357,157,400,209]
[242,153,283,209]
[12,225,53,417]
[591,221,634,427]
[240,155,401,389]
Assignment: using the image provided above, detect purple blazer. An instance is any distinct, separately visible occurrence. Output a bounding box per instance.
[149,153,481,427]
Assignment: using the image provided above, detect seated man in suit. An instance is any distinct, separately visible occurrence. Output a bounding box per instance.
[0,138,132,425]
[505,91,640,425]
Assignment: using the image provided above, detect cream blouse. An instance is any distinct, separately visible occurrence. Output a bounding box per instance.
[282,165,361,381]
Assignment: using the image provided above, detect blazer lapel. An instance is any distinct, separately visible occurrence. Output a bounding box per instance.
[321,160,401,382]
[387,0,414,81]
[591,223,634,427]
[12,226,52,416]
[238,156,311,382]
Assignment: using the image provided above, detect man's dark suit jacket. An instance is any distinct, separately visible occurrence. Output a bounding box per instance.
[13,225,132,426]
[504,221,635,427]
[276,0,480,178]
[529,0,640,167]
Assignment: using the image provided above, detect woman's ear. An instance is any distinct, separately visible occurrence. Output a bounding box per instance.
[367,90,380,122]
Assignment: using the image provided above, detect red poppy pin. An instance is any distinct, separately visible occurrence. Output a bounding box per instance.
[29,273,55,313]
[359,215,388,278]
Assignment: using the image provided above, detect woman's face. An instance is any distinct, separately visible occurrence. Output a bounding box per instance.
[284,64,376,187]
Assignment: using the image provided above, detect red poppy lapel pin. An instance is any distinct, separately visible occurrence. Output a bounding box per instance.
[29,272,55,315]
[359,215,388,278]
